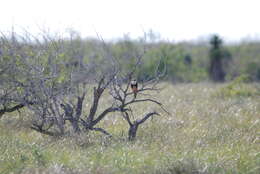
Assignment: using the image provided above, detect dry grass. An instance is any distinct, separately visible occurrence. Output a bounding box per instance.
[0,83,259,174]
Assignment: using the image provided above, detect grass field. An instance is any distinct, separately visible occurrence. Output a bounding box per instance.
[0,83,259,174]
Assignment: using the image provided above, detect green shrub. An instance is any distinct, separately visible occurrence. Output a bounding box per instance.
[213,75,260,98]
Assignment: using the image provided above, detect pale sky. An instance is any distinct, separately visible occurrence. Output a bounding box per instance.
[1,0,260,42]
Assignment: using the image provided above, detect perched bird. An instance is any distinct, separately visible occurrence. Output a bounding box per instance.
[131,80,138,98]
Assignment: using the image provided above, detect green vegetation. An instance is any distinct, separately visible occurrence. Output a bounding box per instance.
[214,75,260,98]
[1,32,260,174]
[111,36,260,82]
[1,83,259,174]
[1,32,260,83]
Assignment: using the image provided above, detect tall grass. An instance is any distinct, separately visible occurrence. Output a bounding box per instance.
[0,83,259,174]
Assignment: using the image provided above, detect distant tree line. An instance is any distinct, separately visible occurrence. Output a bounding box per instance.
[1,31,260,84]
[111,34,260,82]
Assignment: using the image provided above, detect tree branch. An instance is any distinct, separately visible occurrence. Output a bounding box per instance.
[30,125,56,136]
[0,101,34,118]
[136,112,159,125]
[75,92,86,120]
[125,98,162,107]
[92,107,123,126]
[122,111,133,126]
[90,127,112,137]
[87,78,105,122]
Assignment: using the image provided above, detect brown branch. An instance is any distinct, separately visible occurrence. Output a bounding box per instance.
[0,101,34,118]
[122,111,133,126]
[87,78,105,122]
[125,98,170,116]
[75,92,86,120]
[30,125,55,136]
[92,107,123,126]
[136,112,159,125]
[0,104,25,117]
[90,127,112,137]
[125,98,162,107]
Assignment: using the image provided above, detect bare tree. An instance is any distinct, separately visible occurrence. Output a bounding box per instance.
[108,61,167,140]
[0,30,166,141]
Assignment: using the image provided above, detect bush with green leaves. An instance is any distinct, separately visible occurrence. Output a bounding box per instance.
[213,74,260,98]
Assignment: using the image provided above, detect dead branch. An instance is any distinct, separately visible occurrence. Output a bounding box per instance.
[136,111,159,125]
[30,125,56,136]
[0,104,25,118]
[90,127,112,137]
[87,78,105,123]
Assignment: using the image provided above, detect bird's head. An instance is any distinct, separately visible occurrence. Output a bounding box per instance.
[131,80,137,85]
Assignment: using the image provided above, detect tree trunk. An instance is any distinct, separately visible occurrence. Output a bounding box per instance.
[71,120,81,133]
[128,123,138,141]
[210,58,225,82]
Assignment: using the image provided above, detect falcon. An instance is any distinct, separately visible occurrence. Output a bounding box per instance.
[130,80,138,98]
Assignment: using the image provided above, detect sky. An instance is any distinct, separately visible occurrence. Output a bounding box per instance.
[1,0,260,42]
